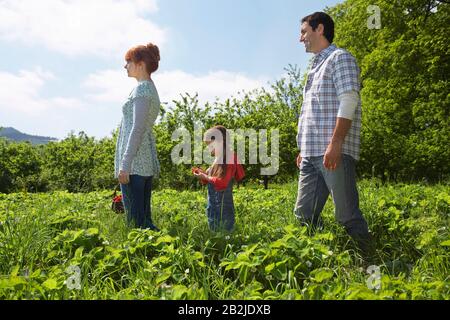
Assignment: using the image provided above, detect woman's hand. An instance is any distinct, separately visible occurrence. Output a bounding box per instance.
[118,170,130,185]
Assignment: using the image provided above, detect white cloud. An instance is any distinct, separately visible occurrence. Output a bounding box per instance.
[0,67,270,139]
[156,70,269,106]
[83,69,136,103]
[0,0,166,57]
[0,67,85,115]
[83,69,269,107]
[0,67,90,139]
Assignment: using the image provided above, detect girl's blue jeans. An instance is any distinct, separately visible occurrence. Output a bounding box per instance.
[206,181,235,232]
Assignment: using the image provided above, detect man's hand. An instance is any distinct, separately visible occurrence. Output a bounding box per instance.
[118,170,130,185]
[324,117,352,171]
[296,153,302,168]
[323,141,342,171]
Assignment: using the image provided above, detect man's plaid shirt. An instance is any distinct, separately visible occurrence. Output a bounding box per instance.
[297,44,362,160]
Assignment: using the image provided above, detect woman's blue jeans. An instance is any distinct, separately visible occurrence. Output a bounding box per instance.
[120,175,157,230]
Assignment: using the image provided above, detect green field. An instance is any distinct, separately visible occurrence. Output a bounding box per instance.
[0,180,448,300]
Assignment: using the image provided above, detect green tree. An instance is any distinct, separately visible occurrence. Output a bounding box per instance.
[327,0,449,181]
[42,132,115,192]
[153,65,304,189]
[0,139,44,193]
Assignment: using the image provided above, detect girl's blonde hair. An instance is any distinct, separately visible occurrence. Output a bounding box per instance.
[204,125,230,178]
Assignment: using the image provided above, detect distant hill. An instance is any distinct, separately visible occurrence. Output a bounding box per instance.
[0,127,58,145]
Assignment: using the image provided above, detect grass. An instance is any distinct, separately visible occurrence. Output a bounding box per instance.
[0,179,448,299]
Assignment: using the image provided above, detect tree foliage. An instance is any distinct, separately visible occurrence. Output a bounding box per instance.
[327,0,449,181]
[1,0,448,193]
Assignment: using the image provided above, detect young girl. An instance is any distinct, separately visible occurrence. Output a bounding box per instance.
[192,125,245,232]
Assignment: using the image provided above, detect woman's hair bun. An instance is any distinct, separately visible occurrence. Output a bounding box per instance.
[146,43,160,62]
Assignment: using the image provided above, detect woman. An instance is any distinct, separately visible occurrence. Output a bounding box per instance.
[115,43,161,230]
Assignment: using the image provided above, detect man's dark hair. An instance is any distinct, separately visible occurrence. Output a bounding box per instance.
[302,12,335,44]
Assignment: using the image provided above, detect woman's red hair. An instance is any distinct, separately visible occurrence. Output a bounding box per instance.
[125,43,160,74]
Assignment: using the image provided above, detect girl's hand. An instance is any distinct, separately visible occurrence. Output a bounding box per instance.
[193,171,209,182]
[191,167,206,175]
[118,170,130,185]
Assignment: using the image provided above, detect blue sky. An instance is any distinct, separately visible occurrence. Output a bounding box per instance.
[0,0,342,139]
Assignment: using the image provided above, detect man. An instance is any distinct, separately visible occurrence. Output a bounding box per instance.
[295,12,372,256]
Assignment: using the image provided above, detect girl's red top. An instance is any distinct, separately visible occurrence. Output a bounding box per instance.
[201,153,245,191]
